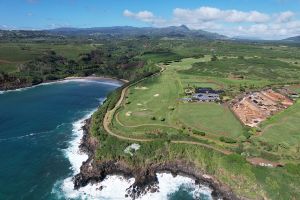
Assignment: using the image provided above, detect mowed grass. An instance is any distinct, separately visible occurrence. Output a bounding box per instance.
[176,103,245,138]
[117,69,180,127]
[260,101,300,147]
[114,57,245,140]
[168,56,212,70]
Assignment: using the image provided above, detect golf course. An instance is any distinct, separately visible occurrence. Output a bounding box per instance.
[103,55,300,164]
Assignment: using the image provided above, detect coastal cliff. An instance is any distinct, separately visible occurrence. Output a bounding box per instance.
[73,119,240,200]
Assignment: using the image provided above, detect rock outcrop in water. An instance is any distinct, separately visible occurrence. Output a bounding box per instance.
[74,119,241,200]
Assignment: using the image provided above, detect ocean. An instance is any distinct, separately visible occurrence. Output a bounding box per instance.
[0,79,213,200]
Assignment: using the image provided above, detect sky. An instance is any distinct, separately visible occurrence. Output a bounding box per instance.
[0,0,300,39]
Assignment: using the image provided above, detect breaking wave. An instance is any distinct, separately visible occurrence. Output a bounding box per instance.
[51,107,213,199]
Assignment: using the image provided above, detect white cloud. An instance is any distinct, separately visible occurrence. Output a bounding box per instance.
[0,24,17,30]
[123,10,155,23]
[276,11,295,22]
[123,7,300,39]
[229,20,300,39]
[47,23,72,29]
[173,7,270,23]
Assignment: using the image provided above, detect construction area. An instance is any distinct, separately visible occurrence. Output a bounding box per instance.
[231,89,294,127]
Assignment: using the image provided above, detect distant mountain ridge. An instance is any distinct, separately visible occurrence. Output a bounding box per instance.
[48,25,228,40]
[1,26,300,42]
[0,25,228,40]
[283,35,300,42]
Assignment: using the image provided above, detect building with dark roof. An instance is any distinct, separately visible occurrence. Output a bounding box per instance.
[192,93,220,102]
[195,87,224,94]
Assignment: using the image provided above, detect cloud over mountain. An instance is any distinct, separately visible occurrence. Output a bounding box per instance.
[124,6,300,39]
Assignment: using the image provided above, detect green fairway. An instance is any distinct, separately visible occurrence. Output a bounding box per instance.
[168,56,212,70]
[111,53,300,163]
[117,74,180,127]
[113,56,245,142]
[2,28,300,199]
[176,103,245,138]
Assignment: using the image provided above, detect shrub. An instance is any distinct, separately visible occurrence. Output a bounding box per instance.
[168,106,175,111]
[45,74,59,80]
[193,54,204,59]
[192,130,206,136]
[219,136,237,144]
[243,131,252,139]
[151,116,156,120]
[160,117,166,121]
[31,77,43,85]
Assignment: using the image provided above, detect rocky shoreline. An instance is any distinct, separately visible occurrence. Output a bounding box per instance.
[74,119,241,200]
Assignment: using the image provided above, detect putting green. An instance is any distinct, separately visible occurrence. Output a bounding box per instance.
[114,57,245,141]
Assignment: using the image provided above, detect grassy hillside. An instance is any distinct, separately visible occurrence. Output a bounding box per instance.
[2,37,300,198]
[91,80,300,200]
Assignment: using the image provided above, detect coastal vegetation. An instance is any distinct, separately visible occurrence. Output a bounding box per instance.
[2,31,300,199]
[88,44,300,199]
[89,83,300,200]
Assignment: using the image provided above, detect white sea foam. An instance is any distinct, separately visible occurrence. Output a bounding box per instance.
[58,175,135,200]
[139,173,213,200]
[52,102,213,200]
[56,172,213,200]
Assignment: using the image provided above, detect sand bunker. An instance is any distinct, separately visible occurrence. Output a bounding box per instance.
[137,103,142,106]
[125,111,132,117]
[154,94,160,97]
[135,86,148,90]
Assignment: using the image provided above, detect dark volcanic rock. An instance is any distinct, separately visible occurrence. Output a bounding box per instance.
[73,117,241,200]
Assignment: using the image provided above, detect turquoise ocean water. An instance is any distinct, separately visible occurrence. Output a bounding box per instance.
[0,80,212,200]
